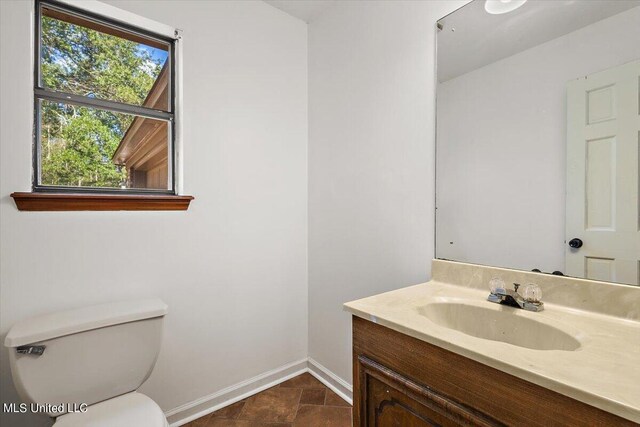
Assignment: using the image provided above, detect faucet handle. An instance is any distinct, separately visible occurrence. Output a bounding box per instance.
[520,284,542,303]
[489,277,506,294]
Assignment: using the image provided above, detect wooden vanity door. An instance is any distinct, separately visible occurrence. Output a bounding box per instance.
[356,356,500,427]
[367,375,452,427]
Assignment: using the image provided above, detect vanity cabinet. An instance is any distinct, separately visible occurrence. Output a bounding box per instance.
[352,316,634,427]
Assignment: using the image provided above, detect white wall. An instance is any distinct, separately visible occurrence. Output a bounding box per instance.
[0,1,307,426]
[307,0,468,386]
[436,7,640,274]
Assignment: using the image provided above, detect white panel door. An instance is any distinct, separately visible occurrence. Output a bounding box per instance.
[566,60,640,285]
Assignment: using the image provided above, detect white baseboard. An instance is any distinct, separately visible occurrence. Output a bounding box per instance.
[165,357,353,426]
[165,358,308,426]
[307,357,353,405]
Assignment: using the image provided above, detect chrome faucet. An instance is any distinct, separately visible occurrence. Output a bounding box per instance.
[487,279,544,312]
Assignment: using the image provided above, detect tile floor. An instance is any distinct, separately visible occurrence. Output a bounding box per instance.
[185,373,352,427]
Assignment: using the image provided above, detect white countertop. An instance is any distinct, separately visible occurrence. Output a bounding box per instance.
[344,279,640,423]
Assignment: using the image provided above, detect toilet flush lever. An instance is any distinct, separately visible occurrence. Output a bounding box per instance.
[17,345,46,356]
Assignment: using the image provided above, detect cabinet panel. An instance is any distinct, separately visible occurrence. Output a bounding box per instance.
[370,375,437,427]
[359,355,500,427]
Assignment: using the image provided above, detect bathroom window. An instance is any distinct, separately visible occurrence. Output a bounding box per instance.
[34,0,177,194]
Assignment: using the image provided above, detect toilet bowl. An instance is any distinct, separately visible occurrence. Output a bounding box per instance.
[4,298,168,426]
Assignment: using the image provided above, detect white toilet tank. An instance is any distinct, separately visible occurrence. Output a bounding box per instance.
[4,298,167,417]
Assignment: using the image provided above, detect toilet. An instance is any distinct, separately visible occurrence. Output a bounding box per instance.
[4,298,169,426]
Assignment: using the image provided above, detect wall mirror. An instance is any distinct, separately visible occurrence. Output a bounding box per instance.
[435,0,640,286]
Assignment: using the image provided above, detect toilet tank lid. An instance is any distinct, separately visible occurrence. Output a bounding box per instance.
[4,298,168,348]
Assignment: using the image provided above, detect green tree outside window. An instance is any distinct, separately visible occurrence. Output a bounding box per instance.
[40,15,167,188]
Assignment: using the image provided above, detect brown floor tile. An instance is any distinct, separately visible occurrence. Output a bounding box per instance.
[183,414,211,427]
[208,421,291,427]
[211,400,246,419]
[238,387,302,423]
[324,389,350,407]
[186,374,352,427]
[300,388,326,405]
[293,405,352,427]
[279,372,324,389]
[208,420,277,427]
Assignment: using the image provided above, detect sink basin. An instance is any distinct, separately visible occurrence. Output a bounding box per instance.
[417,302,581,351]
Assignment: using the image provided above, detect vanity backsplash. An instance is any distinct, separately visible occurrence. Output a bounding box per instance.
[432,259,640,321]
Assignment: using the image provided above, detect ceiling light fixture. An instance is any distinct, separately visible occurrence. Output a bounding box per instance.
[485,0,527,15]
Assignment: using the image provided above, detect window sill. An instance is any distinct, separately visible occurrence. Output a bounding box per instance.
[10,192,194,211]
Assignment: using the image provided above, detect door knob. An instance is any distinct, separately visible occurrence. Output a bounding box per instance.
[568,238,583,249]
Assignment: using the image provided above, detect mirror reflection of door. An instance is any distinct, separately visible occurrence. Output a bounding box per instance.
[565,60,640,285]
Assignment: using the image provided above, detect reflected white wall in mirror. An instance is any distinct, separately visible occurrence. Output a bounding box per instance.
[435,0,640,285]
